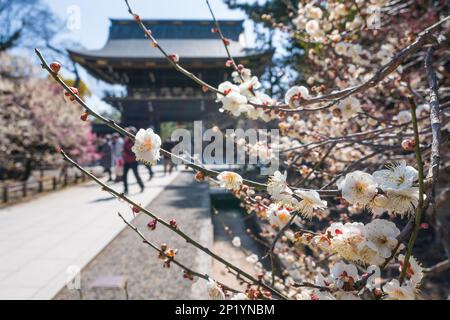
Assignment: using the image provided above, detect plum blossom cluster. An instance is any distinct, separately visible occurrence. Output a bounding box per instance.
[338,161,420,217]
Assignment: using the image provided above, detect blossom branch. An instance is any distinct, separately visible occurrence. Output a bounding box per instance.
[117,212,240,294]
[59,150,289,300]
[399,99,426,284]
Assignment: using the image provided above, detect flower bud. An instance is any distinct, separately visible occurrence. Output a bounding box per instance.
[50,62,61,74]
[64,87,79,102]
[169,218,177,228]
[80,111,88,121]
[132,205,140,213]
[223,38,230,46]
[401,139,415,151]
[194,171,205,182]
[168,53,179,63]
[147,219,157,230]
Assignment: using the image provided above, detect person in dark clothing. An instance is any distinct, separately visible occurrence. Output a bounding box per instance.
[161,139,176,175]
[122,128,144,194]
[146,164,154,180]
[100,136,113,181]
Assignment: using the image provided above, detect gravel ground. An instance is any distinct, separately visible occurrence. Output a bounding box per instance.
[54,171,213,300]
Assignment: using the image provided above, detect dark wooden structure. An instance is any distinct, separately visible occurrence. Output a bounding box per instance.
[69,19,272,132]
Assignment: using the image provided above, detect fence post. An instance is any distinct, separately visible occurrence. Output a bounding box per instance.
[3,185,7,203]
[22,182,27,198]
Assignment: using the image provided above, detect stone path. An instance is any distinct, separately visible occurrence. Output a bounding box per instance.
[0,165,179,300]
[55,172,212,300]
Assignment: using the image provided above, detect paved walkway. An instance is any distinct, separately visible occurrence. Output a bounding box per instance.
[55,172,213,300]
[0,165,179,300]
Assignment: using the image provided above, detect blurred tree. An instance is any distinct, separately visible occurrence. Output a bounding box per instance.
[0,0,60,52]
[0,53,98,181]
[224,0,301,96]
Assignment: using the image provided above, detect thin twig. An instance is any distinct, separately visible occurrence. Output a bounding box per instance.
[117,212,240,294]
[60,150,288,299]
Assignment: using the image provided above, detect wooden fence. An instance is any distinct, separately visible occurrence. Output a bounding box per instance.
[1,173,89,206]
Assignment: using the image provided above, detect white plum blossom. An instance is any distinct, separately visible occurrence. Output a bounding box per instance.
[206,278,225,300]
[337,171,378,206]
[220,91,249,117]
[334,42,349,56]
[267,171,289,195]
[326,222,367,263]
[373,161,420,216]
[217,171,243,190]
[231,236,241,248]
[383,279,415,300]
[305,4,323,19]
[326,221,397,265]
[384,187,420,217]
[216,81,239,99]
[230,292,249,300]
[284,86,309,106]
[337,97,362,119]
[232,68,252,83]
[267,171,297,206]
[373,161,418,190]
[330,261,359,289]
[305,20,322,37]
[245,253,259,264]
[398,254,423,288]
[239,76,261,98]
[132,128,161,165]
[268,205,293,228]
[397,110,412,124]
[362,219,400,259]
[294,189,327,218]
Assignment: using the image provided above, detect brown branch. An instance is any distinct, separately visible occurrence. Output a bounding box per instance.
[117,212,240,294]
[60,150,288,300]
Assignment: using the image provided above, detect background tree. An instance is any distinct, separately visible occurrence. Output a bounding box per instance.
[0,53,97,181]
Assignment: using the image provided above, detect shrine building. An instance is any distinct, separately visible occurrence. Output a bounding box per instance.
[68,19,272,133]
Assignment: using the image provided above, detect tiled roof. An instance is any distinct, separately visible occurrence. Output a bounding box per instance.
[69,38,258,60]
[109,19,244,41]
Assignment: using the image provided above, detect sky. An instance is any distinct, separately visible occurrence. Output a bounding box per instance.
[42,0,253,113]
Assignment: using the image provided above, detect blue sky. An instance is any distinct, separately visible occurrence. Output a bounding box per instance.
[44,0,251,50]
[42,0,253,113]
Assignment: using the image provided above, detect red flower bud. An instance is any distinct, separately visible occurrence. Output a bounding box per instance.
[65,87,79,102]
[225,59,233,67]
[169,218,177,228]
[401,139,415,151]
[223,38,230,46]
[132,205,140,214]
[80,111,88,121]
[168,53,179,63]
[420,222,429,229]
[147,219,157,230]
[211,27,219,33]
[50,62,61,74]
[201,85,209,93]
[194,171,205,182]
[133,14,141,22]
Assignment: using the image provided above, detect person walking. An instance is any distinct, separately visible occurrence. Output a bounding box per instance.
[111,133,124,182]
[100,135,113,181]
[122,127,144,194]
[161,139,175,175]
